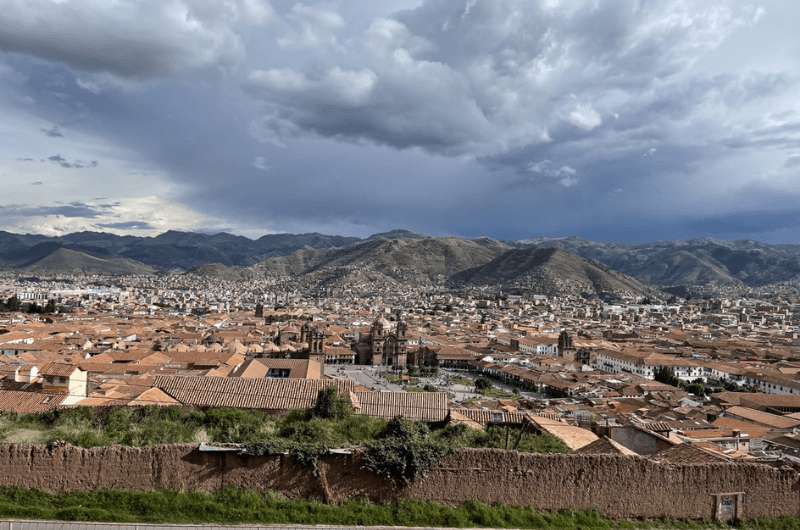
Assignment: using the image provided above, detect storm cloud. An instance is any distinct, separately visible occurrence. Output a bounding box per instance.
[0,0,799,242]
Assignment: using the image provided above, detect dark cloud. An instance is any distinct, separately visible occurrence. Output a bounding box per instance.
[46,154,98,169]
[683,209,800,240]
[97,221,154,230]
[0,0,255,79]
[41,125,63,137]
[1,0,799,243]
[0,203,107,219]
[244,1,767,159]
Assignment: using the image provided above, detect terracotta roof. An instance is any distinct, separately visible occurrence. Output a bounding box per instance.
[352,391,448,422]
[449,408,525,425]
[435,346,480,360]
[79,362,159,375]
[724,406,800,430]
[324,346,355,357]
[128,387,180,407]
[0,389,66,413]
[153,375,352,411]
[654,443,730,464]
[39,362,78,378]
[712,417,772,439]
[233,358,322,380]
[576,436,637,456]
[526,415,599,450]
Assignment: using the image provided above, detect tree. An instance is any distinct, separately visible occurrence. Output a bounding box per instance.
[44,299,57,314]
[362,418,451,485]
[474,377,492,392]
[685,382,706,396]
[312,387,352,420]
[654,366,680,387]
[5,296,20,312]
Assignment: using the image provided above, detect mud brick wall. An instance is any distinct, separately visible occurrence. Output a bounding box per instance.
[0,445,797,520]
[406,450,800,520]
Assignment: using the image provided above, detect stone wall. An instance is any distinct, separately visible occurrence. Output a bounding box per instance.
[0,444,797,521]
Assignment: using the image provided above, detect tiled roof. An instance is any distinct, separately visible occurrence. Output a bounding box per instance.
[450,407,525,425]
[153,375,352,411]
[40,362,78,378]
[0,389,66,413]
[654,443,730,464]
[576,436,637,456]
[526,415,599,450]
[352,391,448,422]
[724,406,800,430]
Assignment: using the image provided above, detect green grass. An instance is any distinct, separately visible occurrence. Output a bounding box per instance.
[446,375,475,386]
[0,487,795,528]
[434,424,570,454]
[0,407,564,454]
[479,387,517,399]
[0,407,388,448]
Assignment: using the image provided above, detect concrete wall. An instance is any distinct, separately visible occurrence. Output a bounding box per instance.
[0,445,797,521]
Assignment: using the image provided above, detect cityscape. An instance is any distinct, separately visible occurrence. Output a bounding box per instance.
[0,230,799,526]
[2,0,800,528]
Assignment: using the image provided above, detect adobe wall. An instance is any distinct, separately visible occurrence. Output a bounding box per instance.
[407,450,800,520]
[0,444,797,521]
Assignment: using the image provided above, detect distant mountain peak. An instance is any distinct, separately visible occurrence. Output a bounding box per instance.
[367,229,425,240]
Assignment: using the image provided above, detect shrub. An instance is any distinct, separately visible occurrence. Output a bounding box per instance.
[205,408,273,444]
[362,418,451,485]
[474,377,492,392]
[313,388,352,420]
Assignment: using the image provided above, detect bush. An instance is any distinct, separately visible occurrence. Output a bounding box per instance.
[362,418,451,485]
[205,408,273,444]
[432,424,569,454]
[312,388,352,420]
[474,377,492,392]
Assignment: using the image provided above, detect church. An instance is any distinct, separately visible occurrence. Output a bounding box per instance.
[354,314,408,368]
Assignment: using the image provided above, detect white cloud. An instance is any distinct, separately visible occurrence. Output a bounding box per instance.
[277,3,345,49]
[527,160,579,187]
[567,105,602,131]
[243,0,766,161]
[252,156,270,171]
[0,196,212,236]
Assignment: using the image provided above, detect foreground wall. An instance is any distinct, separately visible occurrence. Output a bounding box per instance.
[0,444,797,521]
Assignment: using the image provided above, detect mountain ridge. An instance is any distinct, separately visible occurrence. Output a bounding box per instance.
[452,247,653,298]
[1,229,800,294]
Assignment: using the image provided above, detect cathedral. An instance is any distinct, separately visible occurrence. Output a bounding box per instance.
[355,314,408,368]
[300,321,326,365]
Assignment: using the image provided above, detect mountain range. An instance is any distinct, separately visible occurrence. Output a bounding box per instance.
[2,229,800,297]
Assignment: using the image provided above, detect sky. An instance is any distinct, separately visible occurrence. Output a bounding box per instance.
[1,0,799,242]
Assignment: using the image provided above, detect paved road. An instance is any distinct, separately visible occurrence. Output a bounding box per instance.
[0,522,504,530]
[328,366,404,392]
[327,366,546,402]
